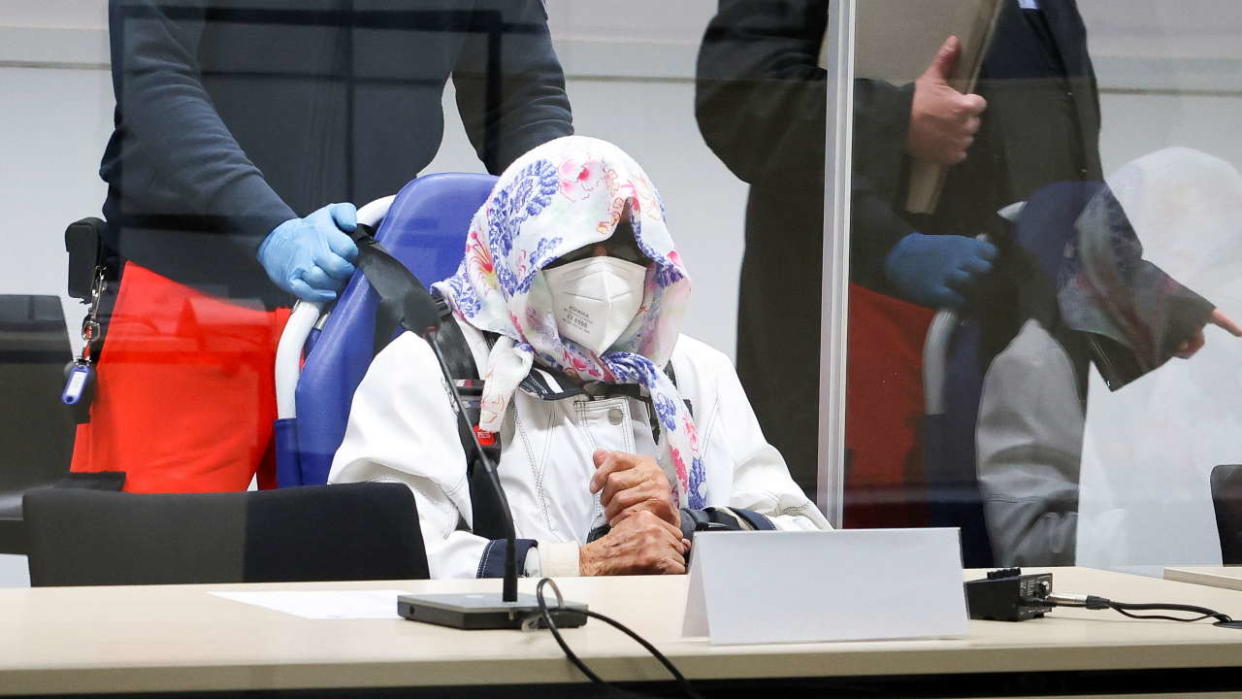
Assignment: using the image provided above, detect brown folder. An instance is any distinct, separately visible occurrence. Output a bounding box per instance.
[824,0,1005,214]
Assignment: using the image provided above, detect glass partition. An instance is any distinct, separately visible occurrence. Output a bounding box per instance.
[832,0,1242,575]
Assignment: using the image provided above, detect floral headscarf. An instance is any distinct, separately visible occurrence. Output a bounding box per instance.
[433,136,706,509]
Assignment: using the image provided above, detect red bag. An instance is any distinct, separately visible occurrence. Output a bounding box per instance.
[70,264,290,493]
[844,283,935,529]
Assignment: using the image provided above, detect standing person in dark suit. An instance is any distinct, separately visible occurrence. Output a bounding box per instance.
[70,0,574,494]
[694,0,1102,529]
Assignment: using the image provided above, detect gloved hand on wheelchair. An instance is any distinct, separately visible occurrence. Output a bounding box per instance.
[884,232,998,309]
[258,203,360,303]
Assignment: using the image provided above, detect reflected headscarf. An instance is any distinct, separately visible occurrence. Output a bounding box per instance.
[1057,159,1217,390]
[433,136,706,508]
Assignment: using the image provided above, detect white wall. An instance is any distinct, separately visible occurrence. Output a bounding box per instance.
[0,65,112,337]
[1080,0,1242,174]
[0,2,111,355]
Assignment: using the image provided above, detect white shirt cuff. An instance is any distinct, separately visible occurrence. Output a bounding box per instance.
[536,541,582,578]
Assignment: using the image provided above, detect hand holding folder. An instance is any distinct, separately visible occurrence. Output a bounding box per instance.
[845,0,1005,214]
[906,36,989,167]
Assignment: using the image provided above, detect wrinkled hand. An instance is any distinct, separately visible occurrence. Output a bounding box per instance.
[884,233,998,309]
[579,510,689,576]
[1175,308,1242,359]
[590,450,679,527]
[258,203,359,303]
[907,36,989,166]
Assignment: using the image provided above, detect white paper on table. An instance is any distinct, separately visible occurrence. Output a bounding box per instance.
[211,590,408,620]
[683,529,968,645]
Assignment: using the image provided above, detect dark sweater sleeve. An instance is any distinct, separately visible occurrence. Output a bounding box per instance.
[694,0,916,288]
[694,0,831,184]
[106,0,295,250]
[452,0,574,174]
[850,79,921,288]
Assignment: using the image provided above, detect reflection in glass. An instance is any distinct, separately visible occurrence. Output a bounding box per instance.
[977,149,1240,568]
[842,0,1242,576]
[844,0,1103,563]
[1076,149,1242,574]
[695,1,832,501]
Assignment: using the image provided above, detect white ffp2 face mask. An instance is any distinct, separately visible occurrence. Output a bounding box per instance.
[542,256,648,355]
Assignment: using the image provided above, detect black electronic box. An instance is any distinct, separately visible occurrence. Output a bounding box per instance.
[965,568,1054,622]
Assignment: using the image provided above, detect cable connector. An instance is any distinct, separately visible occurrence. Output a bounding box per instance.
[1047,593,1087,607]
[1048,593,1111,610]
[1084,595,1111,610]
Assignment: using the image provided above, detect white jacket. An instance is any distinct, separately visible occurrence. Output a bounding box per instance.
[329,320,829,579]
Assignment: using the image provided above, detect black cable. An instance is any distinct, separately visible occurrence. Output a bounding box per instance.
[1112,608,1215,624]
[1044,594,1236,627]
[1109,601,1233,625]
[534,579,603,684]
[533,578,704,699]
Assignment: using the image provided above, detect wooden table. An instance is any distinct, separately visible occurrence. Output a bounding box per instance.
[1166,566,1242,592]
[4,568,1242,697]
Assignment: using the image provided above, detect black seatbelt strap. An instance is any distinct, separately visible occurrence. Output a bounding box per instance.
[349,226,434,358]
[348,226,510,539]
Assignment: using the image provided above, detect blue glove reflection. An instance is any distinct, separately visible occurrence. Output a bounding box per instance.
[883,233,997,309]
[258,203,360,303]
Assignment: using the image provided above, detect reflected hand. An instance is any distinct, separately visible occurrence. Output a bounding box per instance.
[907,36,989,166]
[579,510,689,576]
[884,233,998,309]
[589,450,679,528]
[1175,309,1242,359]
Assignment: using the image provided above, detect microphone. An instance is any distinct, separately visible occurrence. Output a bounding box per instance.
[423,329,519,603]
[362,234,584,629]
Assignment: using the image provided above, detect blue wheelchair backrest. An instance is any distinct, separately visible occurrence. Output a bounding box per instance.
[280,173,498,487]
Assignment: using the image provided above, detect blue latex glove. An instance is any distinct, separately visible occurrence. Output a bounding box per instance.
[258,203,359,303]
[883,233,998,309]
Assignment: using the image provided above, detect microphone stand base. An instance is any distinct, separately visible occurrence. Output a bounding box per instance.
[398,592,588,630]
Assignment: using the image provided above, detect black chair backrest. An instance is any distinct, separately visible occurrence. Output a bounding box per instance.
[0,295,74,491]
[24,483,429,586]
[1211,465,1242,565]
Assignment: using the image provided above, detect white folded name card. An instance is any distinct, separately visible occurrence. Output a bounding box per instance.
[682,528,968,645]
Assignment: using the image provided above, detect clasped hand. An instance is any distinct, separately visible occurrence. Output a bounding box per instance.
[579,450,689,576]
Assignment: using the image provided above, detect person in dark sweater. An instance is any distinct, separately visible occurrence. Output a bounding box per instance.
[694,0,1102,525]
[71,0,574,493]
